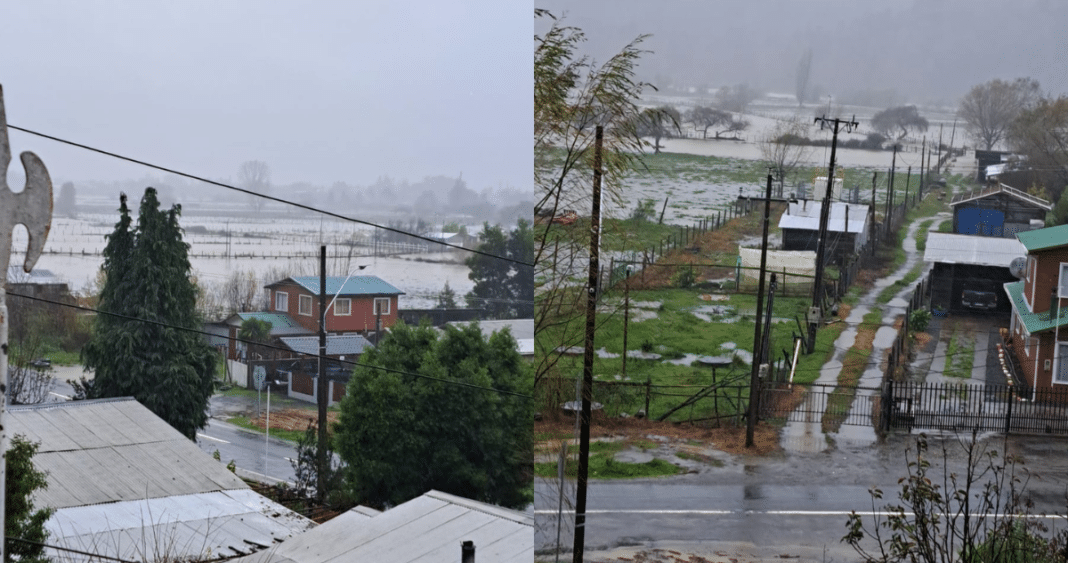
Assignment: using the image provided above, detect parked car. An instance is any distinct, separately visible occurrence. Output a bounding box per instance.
[962,289,997,310]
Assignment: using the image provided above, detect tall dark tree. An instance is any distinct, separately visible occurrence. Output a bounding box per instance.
[636,105,681,153]
[870,105,929,140]
[334,321,532,510]
[56,181,77,218]
[465,219,534,319]
[82,188,217,439]
[6,435,53,563]
[1008,95,1068,199]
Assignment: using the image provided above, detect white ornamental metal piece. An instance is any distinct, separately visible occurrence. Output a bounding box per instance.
[0,84,54,562]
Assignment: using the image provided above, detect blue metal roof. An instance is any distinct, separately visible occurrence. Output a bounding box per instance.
[283,276,404,296]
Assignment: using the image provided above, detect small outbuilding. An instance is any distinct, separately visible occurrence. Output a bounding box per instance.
[924,231,1025,313]
[778,200,872,262]
[949,183,1051,238]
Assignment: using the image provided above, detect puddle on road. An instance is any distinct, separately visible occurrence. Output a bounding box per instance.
[872,326,898,349]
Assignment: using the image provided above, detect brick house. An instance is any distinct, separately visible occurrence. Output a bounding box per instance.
[264,276,404,336]
[1003,224,1068,400]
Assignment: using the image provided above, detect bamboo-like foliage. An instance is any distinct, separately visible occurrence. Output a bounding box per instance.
[534,10,654,387]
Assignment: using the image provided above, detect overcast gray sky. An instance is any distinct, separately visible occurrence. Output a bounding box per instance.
[1,2,530,192]
[536,0,1068,105]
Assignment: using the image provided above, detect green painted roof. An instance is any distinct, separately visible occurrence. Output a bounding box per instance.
[1004,280,1068,334]
[1016,224,1068,252]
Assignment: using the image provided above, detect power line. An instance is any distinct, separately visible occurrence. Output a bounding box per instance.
[6,124,532,267]
[6,536,137,563]
[8,291,531,400]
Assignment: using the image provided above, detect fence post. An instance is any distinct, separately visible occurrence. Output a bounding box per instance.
[1004,392,1013,433]
[645,377,651,418]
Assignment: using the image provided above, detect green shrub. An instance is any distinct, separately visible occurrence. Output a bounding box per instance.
[671,267,696,288]
[910,308,932,333]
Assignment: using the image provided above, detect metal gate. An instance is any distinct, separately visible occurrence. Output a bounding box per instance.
[760,383,883,428]
[883,380,1068,436]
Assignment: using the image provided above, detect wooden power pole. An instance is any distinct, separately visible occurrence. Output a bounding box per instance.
[573,126,604,563]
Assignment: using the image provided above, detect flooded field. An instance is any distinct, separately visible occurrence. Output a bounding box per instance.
[13,214,475,311]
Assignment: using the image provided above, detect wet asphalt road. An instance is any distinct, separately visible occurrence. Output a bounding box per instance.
[536,432,1068,554]
[196,418,299,484]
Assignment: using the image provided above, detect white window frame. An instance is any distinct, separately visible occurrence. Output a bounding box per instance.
[298,294,313,316]
[275,291,288,312]
[1058,263,1068,298]
[1028,257,1036,309]
[334,298,352,316]
[374,297,390,315]
[1057,341,1068,384]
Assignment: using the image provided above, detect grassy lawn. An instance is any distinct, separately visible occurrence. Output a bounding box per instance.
[533,440,682,480]
[944,328,976,379]
[539,287,814,421]
[227,415,306,443]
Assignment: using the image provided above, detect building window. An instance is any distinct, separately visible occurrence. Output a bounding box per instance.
[374,297,390,315]
[275,291,288,312]
[1059,264,1068,298]
[334,298,351,316]
[298,294,313,316]
[1058,343,1068,384]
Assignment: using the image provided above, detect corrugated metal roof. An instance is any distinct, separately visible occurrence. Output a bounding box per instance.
[279,334,374,356]
[45,490,316,562]
[229,490,532,563]
[1016,224,1068,252]
[11,399,316,562]
[280,275,404,296]
[1004,280,1068,334]
[226,313,314,337]
[9,398,249,508]
[923,232,1026,267]
[950,182,1052,210]
[778,201,869,234]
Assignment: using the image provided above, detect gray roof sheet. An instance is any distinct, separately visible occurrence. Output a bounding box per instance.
[9,398,249,508]
[923,232,1027,267]
[279,334,374,356]
[778,201,869,234]
[46,489,316,562]
[229,490,533,563]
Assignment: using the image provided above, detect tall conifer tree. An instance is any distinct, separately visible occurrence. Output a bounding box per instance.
[82,188,216,439]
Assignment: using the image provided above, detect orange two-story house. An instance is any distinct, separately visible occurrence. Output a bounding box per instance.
[1004,224,1068,400]
[265,275,404,336]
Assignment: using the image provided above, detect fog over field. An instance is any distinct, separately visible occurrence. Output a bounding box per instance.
[536,0,1068,103]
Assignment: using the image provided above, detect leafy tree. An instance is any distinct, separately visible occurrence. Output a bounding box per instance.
[871,105,929,141]
[958,78,1041,151]
[81,188,217,439]
[795,48,813,107]
[465,220,534,319]
[55,181,76,218]
[686,106,749,140]
[291,421,345,504]
[535,10,650,387]
[1048,187,1068,227]
[1009,95,1068,201]
[7,435,53,563]
[334,321,532,509]
[636,105,681,153]
[436,281,459,309]
[629,198,657,223]
[238,317,273,362]
[715,83,762,114]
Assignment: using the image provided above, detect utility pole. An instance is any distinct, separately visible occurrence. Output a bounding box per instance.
[919,138,926,198]
[947,118,958,165]
[936,123,944,174]
[747,172,775,447]
[622,268,630,380]
[903,166,912,208]
[809,115,859,352]
[887,144,898,230]
[0,85,54,562]
[317,245,329,502]
[573,126,604,563]
[870,172,877,255]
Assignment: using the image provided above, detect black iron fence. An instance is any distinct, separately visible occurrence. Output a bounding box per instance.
[883,380,1068,436]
